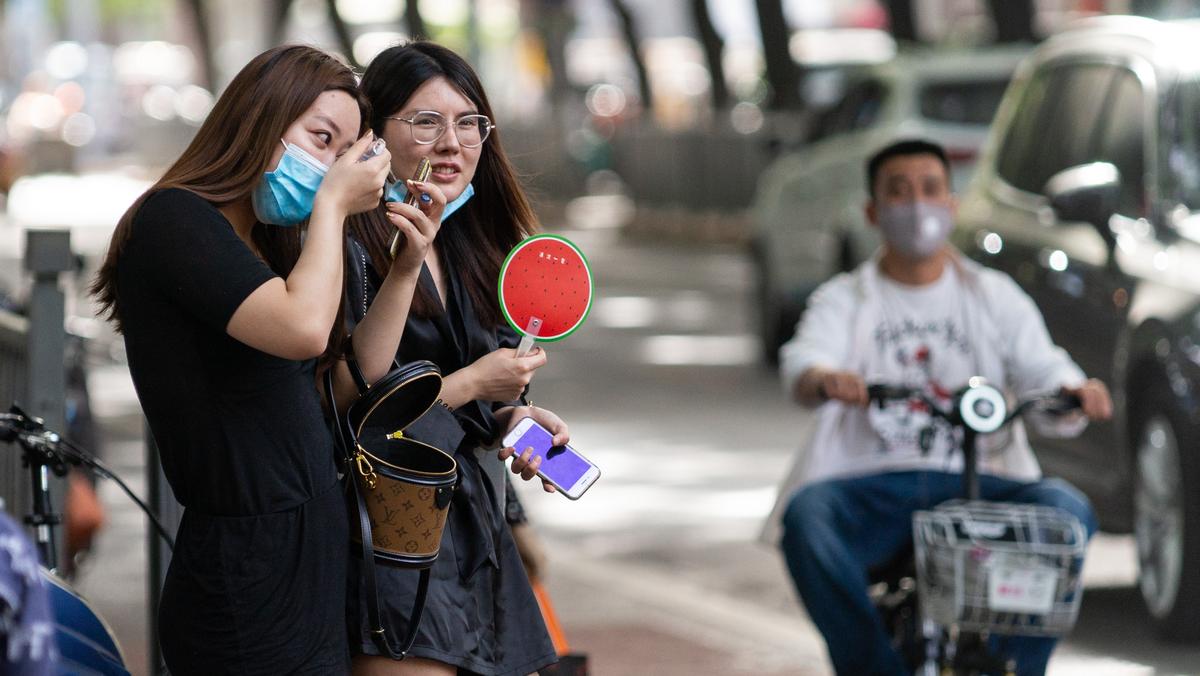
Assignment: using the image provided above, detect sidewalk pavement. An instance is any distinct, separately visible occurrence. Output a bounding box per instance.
[544,547,829,675]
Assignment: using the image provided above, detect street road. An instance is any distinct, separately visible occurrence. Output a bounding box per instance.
[65,214,1200,675]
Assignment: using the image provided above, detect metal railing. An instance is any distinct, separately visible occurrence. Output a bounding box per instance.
[0,307,30,515]
[0,229,72,569]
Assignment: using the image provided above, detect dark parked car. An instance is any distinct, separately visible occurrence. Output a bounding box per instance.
[955,15,1200,640]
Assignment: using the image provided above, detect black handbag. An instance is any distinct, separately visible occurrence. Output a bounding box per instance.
[325,355,458,660]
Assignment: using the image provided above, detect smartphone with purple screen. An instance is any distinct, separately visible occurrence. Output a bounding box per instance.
[502,417,600,500]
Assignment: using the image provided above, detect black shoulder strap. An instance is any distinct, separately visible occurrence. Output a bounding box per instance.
[324,366,356,464]
[342,339,370,394]
[351,471,430,659]
[324,367,427,660]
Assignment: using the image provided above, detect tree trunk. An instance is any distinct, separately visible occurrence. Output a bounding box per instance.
[324,0,358,67]
[986,0,1036,43]
[182,0,215,90]
[466,0,482,66]
[406,0,428,39]
[269,0,296,47]
[523,0,574,110]
[753,0,800,109]
[607,0,653,111]
[689,0,729,110]
[883,0,919,43]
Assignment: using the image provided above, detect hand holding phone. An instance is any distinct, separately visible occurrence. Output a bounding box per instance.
[389,157,433,259]
[502,416,600,500]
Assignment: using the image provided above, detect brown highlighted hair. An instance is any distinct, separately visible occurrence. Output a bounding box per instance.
[91,44,369,332]
[350,41,538,327]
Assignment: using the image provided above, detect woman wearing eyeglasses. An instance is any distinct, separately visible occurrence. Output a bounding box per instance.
[343,42,567,676]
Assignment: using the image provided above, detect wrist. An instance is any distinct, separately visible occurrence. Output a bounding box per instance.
[440,369,477,410]
[386,260,422,283]
[310,196,347,225]
[378,263,420,295]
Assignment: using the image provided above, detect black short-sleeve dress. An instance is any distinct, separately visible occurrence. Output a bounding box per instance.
[116,188,349,675]
[344,234,556,676]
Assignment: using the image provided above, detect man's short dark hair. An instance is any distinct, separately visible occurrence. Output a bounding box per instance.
[866,139,951,197]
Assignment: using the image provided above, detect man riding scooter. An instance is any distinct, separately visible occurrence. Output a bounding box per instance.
[761,139,1112,676]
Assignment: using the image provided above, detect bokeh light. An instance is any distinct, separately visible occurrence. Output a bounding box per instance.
[114,41,195,85]
[419,0,468,26]
[53,82,86,117]
[141,85,178,121]
[730,101,764,135]
[44,42,89,81]
[585,83,627,118]
[353,32,406,67]
[61,112,97,147]
[8,92,65,137]
[175,85,214,125]
[335,0,401,24]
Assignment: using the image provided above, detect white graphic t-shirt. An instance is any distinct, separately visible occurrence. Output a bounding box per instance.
[865,269,975,465]
[763,255,1091,545]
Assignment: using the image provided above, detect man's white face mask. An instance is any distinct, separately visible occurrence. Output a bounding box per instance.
[877,201,953,259]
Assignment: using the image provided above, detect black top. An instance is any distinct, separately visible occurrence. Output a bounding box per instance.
[117,188,350,674]
[117,188,339,515]
[344,235,555,675]
[345,237,521,451]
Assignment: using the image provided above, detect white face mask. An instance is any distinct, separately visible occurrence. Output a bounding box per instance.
[877,201,953,259]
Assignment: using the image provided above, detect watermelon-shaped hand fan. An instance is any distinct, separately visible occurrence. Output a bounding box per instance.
[498,234,593,357]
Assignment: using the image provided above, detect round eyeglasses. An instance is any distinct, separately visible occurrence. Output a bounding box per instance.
[387,110,494,148]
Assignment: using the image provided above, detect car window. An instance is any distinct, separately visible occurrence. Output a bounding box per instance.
[809,78,888,142]
[1092,69,1147,217]
[919,79,1009,126]
[1161,78,1200,212]
[995,68,1054,191]
[997,63,1114,195]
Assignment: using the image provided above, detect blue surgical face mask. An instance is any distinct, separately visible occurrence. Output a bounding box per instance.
[385,181,476,222]
[251,140,329,226]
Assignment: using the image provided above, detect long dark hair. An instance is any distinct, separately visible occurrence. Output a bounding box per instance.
[351,41,538,327]
[92,45,369,335]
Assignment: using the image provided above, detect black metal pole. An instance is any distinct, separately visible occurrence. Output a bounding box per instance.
[24,229,71,570]
[962,428,979,501]
[25,458,57,568]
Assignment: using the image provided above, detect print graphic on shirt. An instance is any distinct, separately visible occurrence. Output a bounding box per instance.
[867,313,972,461]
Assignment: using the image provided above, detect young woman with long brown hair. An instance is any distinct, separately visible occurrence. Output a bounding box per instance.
[91,44,445,674]
[343,42,565,676]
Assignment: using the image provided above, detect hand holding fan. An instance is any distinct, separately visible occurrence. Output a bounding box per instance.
[498,234,593,357]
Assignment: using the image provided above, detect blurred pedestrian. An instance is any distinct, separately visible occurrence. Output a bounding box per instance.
[90,44,393,675]
[343,41,563,676]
